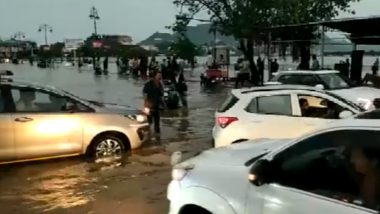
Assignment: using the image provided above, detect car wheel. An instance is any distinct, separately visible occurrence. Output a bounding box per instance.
[92,135,125,159]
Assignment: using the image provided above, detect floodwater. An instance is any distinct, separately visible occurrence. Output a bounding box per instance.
[0,62,230,214]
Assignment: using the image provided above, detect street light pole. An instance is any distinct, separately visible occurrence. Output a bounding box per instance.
[38,24,53,45]
[89,6,100,36]
[12,32,26,40]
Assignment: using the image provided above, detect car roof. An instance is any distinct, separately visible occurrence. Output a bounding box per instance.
[232,84,325,96]
[1,80,63,94]
[275,70,340,75]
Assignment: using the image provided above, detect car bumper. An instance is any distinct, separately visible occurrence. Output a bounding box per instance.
[167,180,182,214]
[212,125,234,148]
[129,123,151,149]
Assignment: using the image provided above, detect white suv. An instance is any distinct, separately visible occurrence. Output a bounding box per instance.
[212,85,363,148]
[269,70,380,110]
[168,119,380,214]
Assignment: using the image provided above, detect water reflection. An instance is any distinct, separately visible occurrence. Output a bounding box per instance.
[0,63,226,213]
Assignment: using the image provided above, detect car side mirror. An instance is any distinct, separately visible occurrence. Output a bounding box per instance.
[248,159,272,186]
[339,110,353,119]
[315,84,325,90]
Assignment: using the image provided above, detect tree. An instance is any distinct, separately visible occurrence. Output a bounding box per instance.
[172,0,279,85]
[172,0,360,79]
[170,36,200,65]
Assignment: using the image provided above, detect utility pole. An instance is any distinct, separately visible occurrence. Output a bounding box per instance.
[38,24,53,45]
[89,6,100,36]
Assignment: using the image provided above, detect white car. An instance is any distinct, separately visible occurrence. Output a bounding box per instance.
[269,70,380,110]
[168,119,380,214]
[213,85,363,148]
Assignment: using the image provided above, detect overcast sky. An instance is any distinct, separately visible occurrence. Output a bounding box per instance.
[0,0,379,45]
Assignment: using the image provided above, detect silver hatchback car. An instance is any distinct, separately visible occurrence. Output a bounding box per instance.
[0,71,150,164]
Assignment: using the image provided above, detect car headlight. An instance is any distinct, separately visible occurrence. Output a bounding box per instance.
[126,114,147,123]
[357,98,374,110]
[172,168,188,181]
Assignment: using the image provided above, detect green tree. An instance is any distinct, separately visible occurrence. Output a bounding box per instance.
[172,0,278,85]
[170,36,200,64]
[172,0,360,81]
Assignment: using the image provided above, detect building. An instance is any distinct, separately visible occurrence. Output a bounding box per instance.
[0,39,37,58]
[102,35,133,46]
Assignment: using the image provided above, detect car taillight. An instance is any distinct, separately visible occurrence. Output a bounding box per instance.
[216,117,238,128]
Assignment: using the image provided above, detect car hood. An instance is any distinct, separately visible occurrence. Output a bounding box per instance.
[180,139,291,167]
[94,102,141,115]
[333,86,380,102]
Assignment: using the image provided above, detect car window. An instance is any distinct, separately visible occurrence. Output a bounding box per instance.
[218,93,239,113]
[273,129,380,211]
[278,74,320,86]
[297,94,348,119]
[256,95,292,116]
[246,98,258,113]
[318,73,352,90]
[11,87,92,113]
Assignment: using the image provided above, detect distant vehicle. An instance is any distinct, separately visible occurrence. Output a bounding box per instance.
[213,85,363,148]
[268,70,380,110]
[168,119,380,214]
[0,71,150,164]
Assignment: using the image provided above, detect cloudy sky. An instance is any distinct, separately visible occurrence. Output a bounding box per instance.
[0,0,379,45]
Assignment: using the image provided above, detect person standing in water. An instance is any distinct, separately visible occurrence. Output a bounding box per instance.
[143,71,164,134]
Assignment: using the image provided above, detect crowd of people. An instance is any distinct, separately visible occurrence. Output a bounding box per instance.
[115,55,187,80]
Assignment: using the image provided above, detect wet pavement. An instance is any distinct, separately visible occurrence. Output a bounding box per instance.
[0,62,229,214]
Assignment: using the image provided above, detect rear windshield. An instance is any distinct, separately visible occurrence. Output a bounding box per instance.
[218,93,239,113]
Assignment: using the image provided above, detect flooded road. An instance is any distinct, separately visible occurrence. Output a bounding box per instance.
[0,62,229,214]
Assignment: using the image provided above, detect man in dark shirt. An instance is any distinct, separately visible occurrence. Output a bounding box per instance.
[172,70,188,108]
[143,71,164,134]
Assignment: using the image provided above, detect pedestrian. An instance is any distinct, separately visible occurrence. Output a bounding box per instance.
[236,57,250,88]
[94,56,102,75]
[171,56,179,80]
[140,56,148,79]
[143,71,164,134]
[234,58,243,89]
[161,59,168,79]
[172,69,188,108]
[149,56,159,76]
[372,58,379,76]
[205,51,213,69]
[166,56,172,80]
[131,57,140,77]
[103,56,109,74]
[257,57,265,85]
[116,57,121,73]
[271,59,279,74]
[311,55,320,70]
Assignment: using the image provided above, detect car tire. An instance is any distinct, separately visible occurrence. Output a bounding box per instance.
[180,205,211,214]
[91,135,125,159]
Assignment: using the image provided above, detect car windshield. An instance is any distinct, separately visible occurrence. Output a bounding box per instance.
[318,73,354,90]
[325,91,365,112]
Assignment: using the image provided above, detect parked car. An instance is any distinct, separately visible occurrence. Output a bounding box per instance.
[168,119,380,214]
[213,85,364,148]
[268,70,380,110]
[0,71,150,164]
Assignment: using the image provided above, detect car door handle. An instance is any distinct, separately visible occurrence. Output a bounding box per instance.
[251,120,262,123]
[14,117,34,123]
